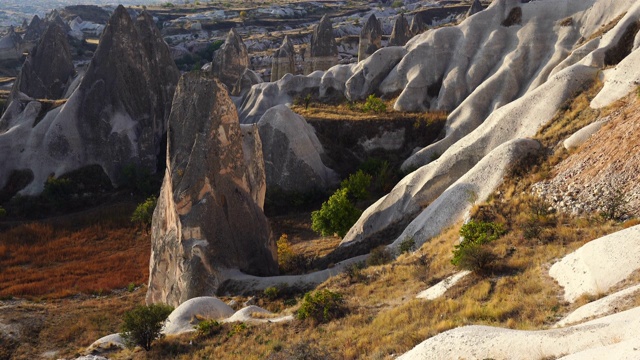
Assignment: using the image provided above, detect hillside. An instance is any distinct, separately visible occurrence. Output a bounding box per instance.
[2,0,640,359]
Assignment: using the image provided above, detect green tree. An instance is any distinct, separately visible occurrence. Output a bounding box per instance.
[311,188,362,238]
[296,289,346,324]
[131,196,158,230]
[340,170,372,201]
[452,221,505,272]
[120,304,173,351]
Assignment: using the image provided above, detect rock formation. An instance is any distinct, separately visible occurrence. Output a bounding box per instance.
[466,0,484,17]
[0,6,179,196]
[10,23,74,102]
[23,15,47,46]
[0,27,22,61]
[147,72,277,306]
[389,14,412,47]
[270,36,295,82]
[211,28,250,96]
[304,15,339,74]
[409,13,427,35]
[358,14,383,62]
[240,123,267,209]
[257,105,338,193]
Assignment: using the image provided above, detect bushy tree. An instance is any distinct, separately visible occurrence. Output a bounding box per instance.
[340,170,372,201]
[296,289,346,324]
[131,196,157,229]
[120,304,173,351]
[452,221,505,272]
[311,188,362,238]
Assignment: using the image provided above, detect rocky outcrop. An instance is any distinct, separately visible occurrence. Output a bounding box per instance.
[358,14,383,62]
[409,13,427,35]
[466,0,484,18]
[10,23,74,102]
[304,15,339,74]
[0,6,179,196]
[23,15,47,45]
[389,14,412,47]
[270,36,295,82]
[147,73,277,306]
[0,27,22,61]
[240,123,267,209]
[257,105,337,193]
[212,28,249,95]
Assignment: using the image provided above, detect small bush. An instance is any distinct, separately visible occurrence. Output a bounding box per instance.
[43,176,74,205]
[366,245,392,266]
[127,283,136,292]
[340,170,372,201]
[131,196,157,229]
[452,221,505,272]
[391,0,403,8]
[600,187,628,221]
[195,319,221,338]
[399,236,415,254]
[267,341,337,360]
[264,286,279,300]
[296,289,346,324]
[345,262,366,283]
[361,94,387,113]
[120,304,173,351]
[311,188,362,238]
[277,234,308,273]
[0,207,6,217]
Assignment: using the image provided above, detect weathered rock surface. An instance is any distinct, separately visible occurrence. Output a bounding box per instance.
[304,15,339,74]
[0,6,179,196]
[257,105,338,193]
[549,225,640,303]
[23,15,47,46]
[409,13,427,35]
[10,23,74,102]
[556,284,640,327]
[240,123,267,209]
[0,27,22,61]
[389,14,412,47]
[212,28,249,96]
[163,297,235,334]
[270,36,295,82]
[358,14,383,62]
[147,73,277,306]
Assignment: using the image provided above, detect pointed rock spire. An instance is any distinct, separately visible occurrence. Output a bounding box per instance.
[304,15,338,74]
[271,35,295,82]
[147,72,277,306]
[389,13,412,47]
[409,13,427,35]
[211,28,249,95]
[23,15,47,44]
[358,14,383,62]
[466,0,484,18]
[11,23,74,102]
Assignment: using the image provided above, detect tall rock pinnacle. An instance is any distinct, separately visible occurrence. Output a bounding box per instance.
[358,14,383,62]
[389,13,412,47]
[304,15,338,74]
[211,28,250,95]
[271,35,295,82]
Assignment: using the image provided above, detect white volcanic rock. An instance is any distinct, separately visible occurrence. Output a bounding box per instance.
[257,105,338,192]
[416,271,471,300]
[549,225,640,303]
[556,284,640,327]
[222,305,294,324]
[563,117,609,151]
[341,63,598,251]
[346,46,407,101]
[399,306,640,360]
[85,333,125,354]
[163,297,235,335]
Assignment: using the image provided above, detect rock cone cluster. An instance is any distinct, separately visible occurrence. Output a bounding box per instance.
[270,36,295,82]
[304,15,338,74]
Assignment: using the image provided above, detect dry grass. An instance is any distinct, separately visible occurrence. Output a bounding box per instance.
[579,12,626,46]
[0,202,150,299]
[291,100,448,124]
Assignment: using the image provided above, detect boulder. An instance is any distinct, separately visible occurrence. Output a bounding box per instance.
[257,105,338,193]
[389,14,412,47]
[358,14,383,62]
[304,15,339,74]
[85,333,125,354]
[271,35,295,82]
[163,296,235,335]
[212,28,249,96]
[10,23,74,102]
[147,73,277,306]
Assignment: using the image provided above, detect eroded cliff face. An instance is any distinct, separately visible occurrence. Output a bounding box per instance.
[0,5,180,196]
[147,72,277,307]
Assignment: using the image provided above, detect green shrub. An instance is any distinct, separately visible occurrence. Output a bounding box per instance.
[0,206,6,217]
[311,188,362,238]
[195,319,221,338]
[131,196,157,229]
[127,283,136,292]
[120,304,174,351]
[43,176,74,204]
[600,187,628,221]
[366,245,392,266]
[340,170,372,201]
[296,289,346,324]
[276,234,308,273]
[264,286,279,300]
[361,95,387,113]
[399,236,415,254]
[391,0,403,8]
[452,221,505,272]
